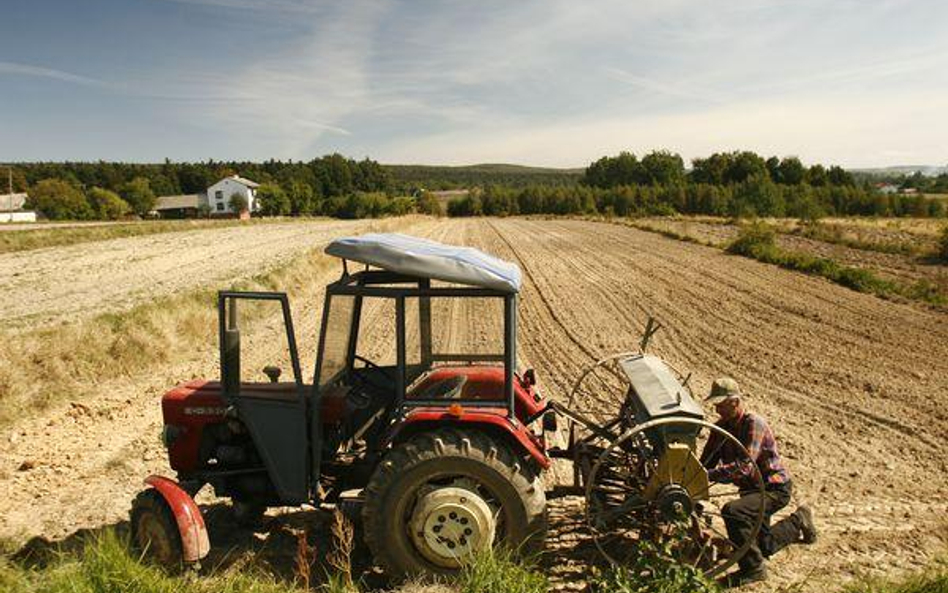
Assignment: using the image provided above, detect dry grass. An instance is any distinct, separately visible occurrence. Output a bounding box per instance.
[0,218,299,254]
[0,218,409,427]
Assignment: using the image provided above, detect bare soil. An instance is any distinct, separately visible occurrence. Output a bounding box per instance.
[635,217,948,300]
[2,218,947,592]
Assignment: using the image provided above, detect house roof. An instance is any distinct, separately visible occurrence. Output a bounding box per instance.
[325,233,522,293]
[155,194,201,210]
[228,175,260,189]
[0,193,28,211]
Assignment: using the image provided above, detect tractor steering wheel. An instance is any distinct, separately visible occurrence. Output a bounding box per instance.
[353,354,383,372]
[350,354,395,391]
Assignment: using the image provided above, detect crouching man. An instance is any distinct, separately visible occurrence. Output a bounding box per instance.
[701,377,817,586]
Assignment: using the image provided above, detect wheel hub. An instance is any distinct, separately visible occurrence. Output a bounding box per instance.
[657,484,693,522]
[409,486,495,568]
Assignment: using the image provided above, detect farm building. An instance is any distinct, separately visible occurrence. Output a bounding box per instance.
[153,175,260,218]
[207,175,260,215]
[0,192,37,223]
[153,193,204,218]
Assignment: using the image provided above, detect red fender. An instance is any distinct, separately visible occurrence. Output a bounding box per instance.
[143,475,210,563]
[394,407,551,470]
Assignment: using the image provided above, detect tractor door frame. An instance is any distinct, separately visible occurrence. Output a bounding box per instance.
[217,291,309,504]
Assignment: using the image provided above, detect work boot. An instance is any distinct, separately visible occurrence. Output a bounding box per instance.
[719,564,768,588]
[793,505,818,544]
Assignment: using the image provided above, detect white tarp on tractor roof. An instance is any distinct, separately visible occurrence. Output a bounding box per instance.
[325,233,522,293]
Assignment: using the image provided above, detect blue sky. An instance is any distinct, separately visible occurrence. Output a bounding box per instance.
[1,0,946,167]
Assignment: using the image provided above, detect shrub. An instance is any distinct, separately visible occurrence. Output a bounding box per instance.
[726,221,777,257]
[26,178,94,220]
[417,191,444,216]
[256,184,290,216]
[87,187,130,220]
[229,192,249,214]
[121,177,156,217]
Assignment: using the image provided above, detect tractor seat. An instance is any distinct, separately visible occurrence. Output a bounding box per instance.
[412,375,468,400]
[237,382,301,402]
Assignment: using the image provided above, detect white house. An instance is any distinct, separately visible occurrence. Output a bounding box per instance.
[206,175,260,215]
[0,192,37,223]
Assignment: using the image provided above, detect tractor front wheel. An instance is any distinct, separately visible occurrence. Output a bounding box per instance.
[130,489,183,568]
[362,428,546,577]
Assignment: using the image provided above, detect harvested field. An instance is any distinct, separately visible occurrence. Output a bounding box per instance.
[0,219,414,331]
[633,216,948,301]
[2,218,947,592]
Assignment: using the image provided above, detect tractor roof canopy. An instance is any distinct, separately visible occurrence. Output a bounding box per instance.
[325,233,522,293]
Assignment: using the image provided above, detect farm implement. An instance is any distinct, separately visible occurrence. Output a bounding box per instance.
[131,233,764,578]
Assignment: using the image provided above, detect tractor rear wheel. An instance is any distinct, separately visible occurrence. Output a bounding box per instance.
[130,489,183,568]
[362,428,546,577]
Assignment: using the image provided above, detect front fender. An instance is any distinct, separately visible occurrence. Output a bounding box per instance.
[391,407,551,470]
[144,475,210,563]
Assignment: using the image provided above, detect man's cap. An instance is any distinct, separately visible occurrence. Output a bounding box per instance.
[706,377,742,402]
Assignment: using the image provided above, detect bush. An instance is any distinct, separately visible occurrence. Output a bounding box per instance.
[229,192,249,213]
[87,187,130,220]
[256,184,290,216]
[121,177,156,217]
[417,191,445,216]
[26,178,94,220]
[726,221,777,257]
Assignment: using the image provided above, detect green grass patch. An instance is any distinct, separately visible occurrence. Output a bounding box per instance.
[727,222,945,306]
[456,548,547,593]
[843,558,948,593]
[0,218,294,255]
[588,540,719,593]
[0,530,306,593]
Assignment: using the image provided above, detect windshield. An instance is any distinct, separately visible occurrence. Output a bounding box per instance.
[316,294,355,387]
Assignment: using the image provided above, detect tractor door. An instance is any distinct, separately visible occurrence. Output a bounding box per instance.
[219,291,309,505]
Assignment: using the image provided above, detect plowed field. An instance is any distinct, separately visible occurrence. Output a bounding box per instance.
[2,218,946,591]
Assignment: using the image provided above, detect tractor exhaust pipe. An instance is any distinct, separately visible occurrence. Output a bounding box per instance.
[222,299,241,400]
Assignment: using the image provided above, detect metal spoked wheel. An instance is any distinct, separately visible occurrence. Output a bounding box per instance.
[584,417,765,578]
[565,353,638,471]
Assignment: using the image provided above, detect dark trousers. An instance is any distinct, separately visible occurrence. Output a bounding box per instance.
[722,482,799,572]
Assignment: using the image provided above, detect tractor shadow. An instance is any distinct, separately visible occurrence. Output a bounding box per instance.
[9,497,603,591]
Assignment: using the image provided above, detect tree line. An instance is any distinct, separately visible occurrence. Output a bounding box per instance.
[448,181,945,219]
[447,150,946,219]
[6,155,422,220]
[5,149,946,221]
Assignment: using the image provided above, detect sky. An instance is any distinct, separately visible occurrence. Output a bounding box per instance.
[1,0,946,168]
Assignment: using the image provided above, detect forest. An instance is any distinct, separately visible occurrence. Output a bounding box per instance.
[3,150,946,221]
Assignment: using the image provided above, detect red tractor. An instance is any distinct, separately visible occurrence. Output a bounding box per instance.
[132,234,765,579]
[131,234,551,575]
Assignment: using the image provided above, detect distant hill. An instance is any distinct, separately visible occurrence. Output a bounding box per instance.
[851,165,948,177]
[384,163,583,190]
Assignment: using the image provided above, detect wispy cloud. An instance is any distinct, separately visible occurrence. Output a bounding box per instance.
[194,0,388,155]
[0,61,106,87]
[603,67,724,104]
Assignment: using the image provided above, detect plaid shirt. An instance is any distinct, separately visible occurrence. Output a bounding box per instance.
[700,411,790,490]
